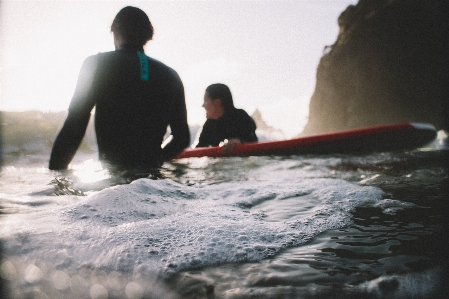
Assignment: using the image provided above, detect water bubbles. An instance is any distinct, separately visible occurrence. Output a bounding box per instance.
[108,271,123,290]
[71,274,90,293]
[375,198,417,215]
[237,235,249,241]
[0,260,17,280]
[190,258,202,265]
[225,243,235,248]
[254,245,266,252]
[242,246,252,252]
[125,282,144,299]
[234,251,247,258]
[90,284,108,299]
[2,176,384,296]
[52,270,71,290]
[24,263,43,284]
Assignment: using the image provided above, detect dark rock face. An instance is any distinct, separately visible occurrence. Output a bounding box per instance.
[302,0,449,135]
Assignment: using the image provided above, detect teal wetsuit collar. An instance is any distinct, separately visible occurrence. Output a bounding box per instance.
[117,44,149,81]
[137,51,149,81]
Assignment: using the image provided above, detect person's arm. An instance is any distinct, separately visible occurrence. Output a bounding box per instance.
[237,110,258,143]
[160,72,190,161]
[195,121,214,148]
[49,56,98,170]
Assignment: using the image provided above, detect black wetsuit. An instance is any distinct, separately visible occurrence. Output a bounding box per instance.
[49,44,190,170]
[196,109,257,147]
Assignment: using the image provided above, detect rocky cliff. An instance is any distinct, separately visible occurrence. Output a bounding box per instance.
[302,0,449,135]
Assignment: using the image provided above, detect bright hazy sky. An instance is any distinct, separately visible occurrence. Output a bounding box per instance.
[1,0,356,137]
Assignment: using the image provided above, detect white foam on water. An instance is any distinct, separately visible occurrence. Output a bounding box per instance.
[2,178,384,277]
[358,268,443,299]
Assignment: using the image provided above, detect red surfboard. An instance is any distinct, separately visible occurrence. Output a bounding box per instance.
[175,122,437,159]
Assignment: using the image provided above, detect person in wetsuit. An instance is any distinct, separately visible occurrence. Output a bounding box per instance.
[49,6,190,172]
[195,83,257,148]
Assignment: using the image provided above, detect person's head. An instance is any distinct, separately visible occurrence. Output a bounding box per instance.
[111,6,154,47]
[203,84,235,119]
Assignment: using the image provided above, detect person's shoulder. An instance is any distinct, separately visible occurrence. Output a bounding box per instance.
[234,108,252,118]
[78,53,103,71]
[148,57,179,77]
[82,51,115,66]
[89,50,116,60]
[232,109,256,127]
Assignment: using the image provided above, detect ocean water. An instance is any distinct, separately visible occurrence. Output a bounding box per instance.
[1,129,448,299]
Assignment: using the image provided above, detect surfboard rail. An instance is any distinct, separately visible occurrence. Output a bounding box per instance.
[175,122,437,159]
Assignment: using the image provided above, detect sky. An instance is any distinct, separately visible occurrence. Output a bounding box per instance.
[0,0,357,138]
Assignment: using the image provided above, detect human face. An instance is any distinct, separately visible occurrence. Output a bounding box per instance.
[203,92,224,120]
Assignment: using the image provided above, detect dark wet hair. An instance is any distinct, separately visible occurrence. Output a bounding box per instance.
[111,6,154,46]
[206,83,235,113]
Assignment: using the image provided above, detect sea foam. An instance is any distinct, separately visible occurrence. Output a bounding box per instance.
[3,177,383,277]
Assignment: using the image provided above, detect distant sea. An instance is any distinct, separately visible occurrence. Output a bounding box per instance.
[1,111,448,299]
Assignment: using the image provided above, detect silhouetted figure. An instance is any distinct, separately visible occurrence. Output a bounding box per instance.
[195,83,257,148]
[49,6,190,172]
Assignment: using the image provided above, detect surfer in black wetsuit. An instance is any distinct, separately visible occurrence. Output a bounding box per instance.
[49,6,190,172]
[195,83,257,148]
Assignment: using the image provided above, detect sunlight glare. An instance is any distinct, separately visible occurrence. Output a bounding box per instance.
[72,159,109,183]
